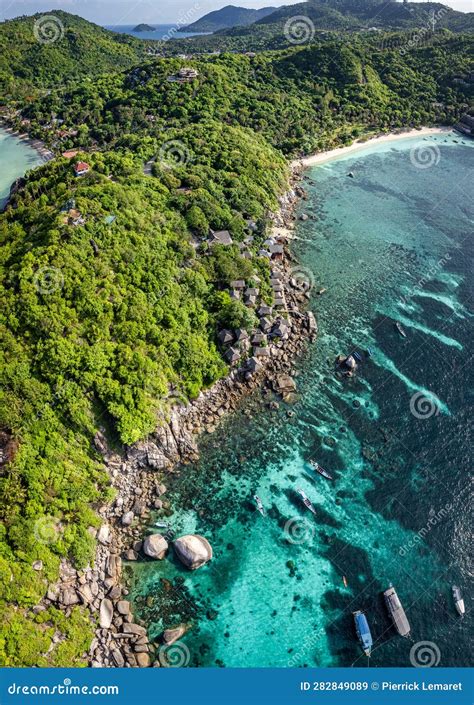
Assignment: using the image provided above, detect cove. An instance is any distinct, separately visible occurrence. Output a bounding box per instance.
[0,128,44,209]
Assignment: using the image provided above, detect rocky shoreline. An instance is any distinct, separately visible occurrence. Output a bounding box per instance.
[41,163,317,668]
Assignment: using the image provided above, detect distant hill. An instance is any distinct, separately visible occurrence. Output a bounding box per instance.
[180,0,474,38]
[181,4,277,32]
[0,11,147,100]
[254,0,474,32]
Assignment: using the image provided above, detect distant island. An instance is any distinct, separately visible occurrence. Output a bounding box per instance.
[133,23,156,32]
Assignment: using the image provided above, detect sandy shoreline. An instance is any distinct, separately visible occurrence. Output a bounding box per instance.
[293,126,453,168]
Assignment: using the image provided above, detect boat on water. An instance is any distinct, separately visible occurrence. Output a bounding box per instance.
[383,584,411,637]
[452,585,465,616]
[342,575,348,588]
[309,460,333,480]
[297,488,317,516]
[394,321,407,338]
[254,494,266,517]
[353,610,373,657]
[155,521,170,529]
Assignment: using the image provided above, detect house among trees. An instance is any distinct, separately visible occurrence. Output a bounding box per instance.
[209,230,233,246]
[167,67,200,83]
[74,161,90,177]
[269,244,284,261]
[230,280,245,290]
[218,329,234,346]
[224,347,241,365]
[62,149,79,159]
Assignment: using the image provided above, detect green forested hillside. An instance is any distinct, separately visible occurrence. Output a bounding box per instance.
[0,11,472,666]
[0,11,147,100]
[23,36,474,155]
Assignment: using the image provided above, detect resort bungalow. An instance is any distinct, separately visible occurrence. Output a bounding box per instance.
[209,230,233,246]
[230,280,245,290]
[270,244,284,261]
[257,304,272,318]
[167,67,200,83]
[254,347,271,358]
[218,329,234,346]
[74,161,90,177]
[251,332,267,346]
[230,289,241,300]
[271,320,289,339]
[246,356,262,373]
[234,329,249,344]
[245,294,257,307]
[259,317,272,334]
[62,149,79,159]
[224,347,241,365]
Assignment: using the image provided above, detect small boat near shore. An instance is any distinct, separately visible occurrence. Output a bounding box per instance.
[452,585,465,617]
[353,610,373,657]
[297,488,317,516]
[254,495,266,516]
[384,583,411,637]
[394,321,407,338]
[309,459,333,480]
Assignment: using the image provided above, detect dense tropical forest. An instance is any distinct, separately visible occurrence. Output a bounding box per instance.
[0,7,472,666]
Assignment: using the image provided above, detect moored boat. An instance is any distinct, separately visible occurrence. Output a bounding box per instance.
[309,459,333,480]
[394,321,407,338]
[383,584,411,637]
[297,488,317,516]
[353,610,373,656]
[254,494,266,516]
[452,585,465,616]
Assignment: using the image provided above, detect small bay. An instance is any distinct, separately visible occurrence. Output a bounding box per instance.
[0,128,44,209]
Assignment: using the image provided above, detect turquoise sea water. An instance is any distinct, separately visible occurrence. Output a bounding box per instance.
[129,133,473,668]
[0,128,43,209]
[105,25,207,41]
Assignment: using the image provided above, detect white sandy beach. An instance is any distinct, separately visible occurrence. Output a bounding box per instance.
[293,126,453,167]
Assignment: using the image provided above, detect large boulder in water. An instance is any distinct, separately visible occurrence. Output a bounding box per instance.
[143,533,168,560]
[173,535,213,570]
